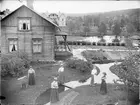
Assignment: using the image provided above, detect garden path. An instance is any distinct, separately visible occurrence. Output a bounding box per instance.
[71,48,122,85]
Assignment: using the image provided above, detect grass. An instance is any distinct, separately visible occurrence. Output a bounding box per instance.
[2,62,137,105]
[69,83,138,105]
[1,62,91,105]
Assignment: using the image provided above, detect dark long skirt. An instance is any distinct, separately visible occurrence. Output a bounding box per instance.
[50,88,59,103]
[90,75,94,86]
[28,73,35,85]
[100,79,107,95]
[58,72,65,84]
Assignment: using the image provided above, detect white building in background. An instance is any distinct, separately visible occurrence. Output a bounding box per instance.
[44,12,66,27]
[58,13,66,26]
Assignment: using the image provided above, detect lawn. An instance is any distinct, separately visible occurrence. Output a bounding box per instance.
[70,84,138,105]
[1,62,90,105]
[1,63,53,105]
[1,61,138,105]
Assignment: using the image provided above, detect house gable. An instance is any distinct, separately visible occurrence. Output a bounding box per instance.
[1,5,58,28]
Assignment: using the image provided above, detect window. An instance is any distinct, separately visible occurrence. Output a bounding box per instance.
[9,39,18,52]
[32,39,42,53]
[19,18,30,31]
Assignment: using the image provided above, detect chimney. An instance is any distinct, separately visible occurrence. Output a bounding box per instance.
[26,0,34,10]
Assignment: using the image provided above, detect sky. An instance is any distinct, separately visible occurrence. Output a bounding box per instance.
[1,0,140,14]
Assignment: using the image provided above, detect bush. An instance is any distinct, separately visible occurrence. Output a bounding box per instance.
[82,50,108,62]
[110,52,140,86]
[113,38,120,43]
[65,57,93,75]
[1,51,30,77]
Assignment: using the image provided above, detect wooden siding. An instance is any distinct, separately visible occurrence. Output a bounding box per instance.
[1,6,56,61]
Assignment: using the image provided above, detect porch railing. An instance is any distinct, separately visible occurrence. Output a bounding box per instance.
[55,45,69,51]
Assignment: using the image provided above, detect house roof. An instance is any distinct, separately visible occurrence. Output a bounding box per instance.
[55,31,68,36]
[1,5,59,28]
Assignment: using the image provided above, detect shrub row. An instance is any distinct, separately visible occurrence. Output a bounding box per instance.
[59,41,125,46]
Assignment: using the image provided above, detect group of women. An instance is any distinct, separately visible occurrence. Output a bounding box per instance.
[50,61,108,104]
[90,65,107,95]
[27,61,108,104]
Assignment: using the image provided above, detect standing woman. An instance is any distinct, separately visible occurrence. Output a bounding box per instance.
[50,76,59,104]
[100,72,107,95]
[90,65,100,86]
[58,61,65,83]
[57,61,65,92]
[28,66,36,86]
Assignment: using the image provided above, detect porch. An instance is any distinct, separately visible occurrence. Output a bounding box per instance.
[55,32,73,60]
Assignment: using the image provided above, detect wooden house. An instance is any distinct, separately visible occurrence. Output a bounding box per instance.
[1,5,60,62]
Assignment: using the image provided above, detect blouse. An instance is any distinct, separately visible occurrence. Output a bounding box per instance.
[102,76,106,80]
[58,66,64,73]
[91,67,97,75]
[28,68,35,74]
[51,81,58,89]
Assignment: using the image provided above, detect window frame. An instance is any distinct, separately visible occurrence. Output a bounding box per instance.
[32,38,43,54]
[8,38,18,53]
[18,17,31,32]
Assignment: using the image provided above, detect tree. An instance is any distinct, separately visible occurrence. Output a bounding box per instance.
[126,22,136,37]
[120,18,126,28]
[124,23,136,49]
[98,22,107,38]
[75,17,83,33]
[82,15,93,34]
[66,19,75,34]
[108,19,113,30]
[93,15,100,27]
[129,9,140,31]
[110,52,139,104]
[110,52,140,86]
[83,26,90,35]
[112,21,122,39]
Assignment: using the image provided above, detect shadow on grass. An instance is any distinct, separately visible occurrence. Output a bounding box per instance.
[35,84,65,105]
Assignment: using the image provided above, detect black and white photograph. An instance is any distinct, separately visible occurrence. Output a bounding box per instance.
[0,0,140,105]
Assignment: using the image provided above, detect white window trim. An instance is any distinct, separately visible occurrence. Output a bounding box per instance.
[8,38,18,52]
[32,38,43,54]
[18,18,31,31]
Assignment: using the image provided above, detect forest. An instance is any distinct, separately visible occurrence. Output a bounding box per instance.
[65,8,140,36]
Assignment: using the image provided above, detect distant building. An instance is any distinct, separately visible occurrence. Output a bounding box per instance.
[43,12,67,27]
[58,13,66,26]
[48,13,59,25]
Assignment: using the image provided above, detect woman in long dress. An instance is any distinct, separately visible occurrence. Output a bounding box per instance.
[57,61,66,92]
[90,65,100,86]
[58,62,65,84]
[50,77,59,103]
[100,72,107,95]
[28,66,36,86]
